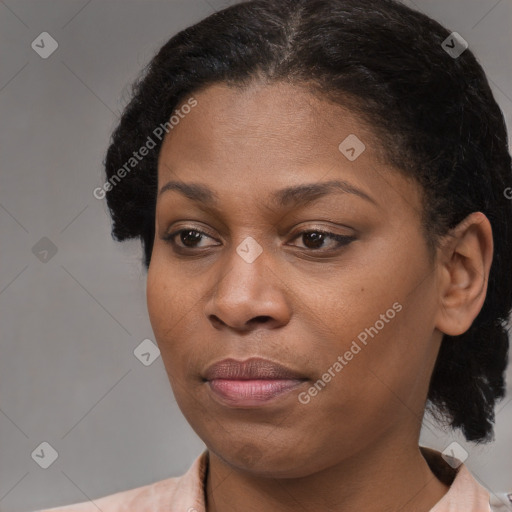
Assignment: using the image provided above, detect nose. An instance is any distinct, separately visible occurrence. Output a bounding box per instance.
[204,240,291,332]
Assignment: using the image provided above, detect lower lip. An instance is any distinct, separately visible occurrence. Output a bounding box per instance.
[207,379,305,406]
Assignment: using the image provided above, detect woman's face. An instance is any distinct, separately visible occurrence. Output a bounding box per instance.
[146,82,445,477]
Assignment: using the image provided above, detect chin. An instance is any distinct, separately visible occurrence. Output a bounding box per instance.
[211,441,323,479]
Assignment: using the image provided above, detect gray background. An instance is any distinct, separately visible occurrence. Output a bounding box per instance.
[0,1,511,511]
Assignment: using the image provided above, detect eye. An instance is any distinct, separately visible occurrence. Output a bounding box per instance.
[161,227,356,253]
[162,228,218,250]
[289,229,356,251]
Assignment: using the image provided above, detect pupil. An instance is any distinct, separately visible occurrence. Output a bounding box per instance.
[304,232,324,249]
[179,231,327,249]
[182,230,201,247]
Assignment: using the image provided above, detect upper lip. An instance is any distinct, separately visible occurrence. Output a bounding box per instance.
[203,357,306,380]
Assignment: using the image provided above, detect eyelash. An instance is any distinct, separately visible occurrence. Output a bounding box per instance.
[161,228,355,254]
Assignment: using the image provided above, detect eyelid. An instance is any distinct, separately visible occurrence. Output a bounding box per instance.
[289,229,356,250]
[162,226,356,252]
[162,227,219,246]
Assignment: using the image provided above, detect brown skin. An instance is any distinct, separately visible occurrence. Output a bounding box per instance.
[146,82,493,512]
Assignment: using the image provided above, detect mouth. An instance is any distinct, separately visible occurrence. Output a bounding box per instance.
[203,357,308,407]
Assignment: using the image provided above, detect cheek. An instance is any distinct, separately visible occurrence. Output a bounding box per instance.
[146,264,167,331]
[146,254,189,328]
[310,250,437,409]
[326,285,438,422]
[146,261,206,368]
[146,261,186,353]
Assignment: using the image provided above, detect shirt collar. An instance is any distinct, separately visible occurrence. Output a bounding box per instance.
[421,447,491,511]
[179,447,492,512]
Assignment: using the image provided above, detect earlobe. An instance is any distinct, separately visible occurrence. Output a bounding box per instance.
[435,212,493,337]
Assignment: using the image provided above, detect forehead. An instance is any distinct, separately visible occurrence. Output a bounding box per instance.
[159,82,380,169]
[156,81,421,218]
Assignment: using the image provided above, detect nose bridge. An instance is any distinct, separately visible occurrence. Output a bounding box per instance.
[217,234,270,305]
[205,234,289,329]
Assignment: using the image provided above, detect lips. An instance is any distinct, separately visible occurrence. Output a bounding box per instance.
[203,357,307,407]
[203,357,306,381]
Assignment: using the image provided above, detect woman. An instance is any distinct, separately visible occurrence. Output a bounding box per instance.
[40,0,512,510]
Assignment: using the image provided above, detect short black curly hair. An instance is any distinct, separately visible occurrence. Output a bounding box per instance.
[101,0,512,442]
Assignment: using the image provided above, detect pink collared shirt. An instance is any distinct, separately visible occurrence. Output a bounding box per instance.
[37,448,508,511]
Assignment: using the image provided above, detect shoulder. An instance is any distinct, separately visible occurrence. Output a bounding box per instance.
[35,450,209,512]
[490,492,512,511]
[36,475,179,512]
[420,446,512,512]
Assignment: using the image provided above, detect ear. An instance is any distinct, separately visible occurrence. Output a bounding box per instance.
[435,212,493,336]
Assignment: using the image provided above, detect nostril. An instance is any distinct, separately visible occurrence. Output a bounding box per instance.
[209,315,226,327]
[252,315,271,324]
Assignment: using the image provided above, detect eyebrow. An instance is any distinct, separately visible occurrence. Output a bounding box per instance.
[158,179,376,209]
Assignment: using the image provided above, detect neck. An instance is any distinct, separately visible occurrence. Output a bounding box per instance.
[205,433,449,512]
